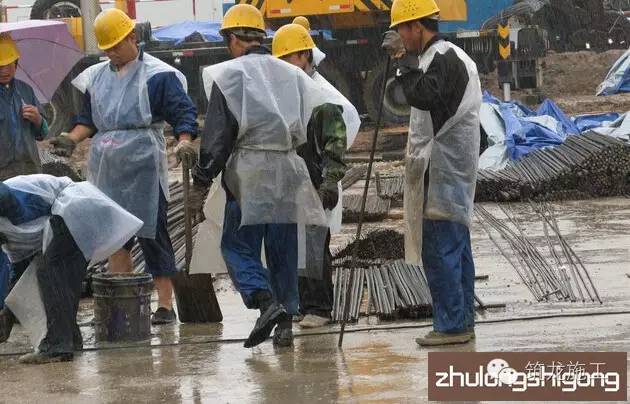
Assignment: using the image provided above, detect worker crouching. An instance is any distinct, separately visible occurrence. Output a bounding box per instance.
[383,0,482,346]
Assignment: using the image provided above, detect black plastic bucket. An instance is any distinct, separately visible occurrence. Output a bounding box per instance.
[92,273,153,342]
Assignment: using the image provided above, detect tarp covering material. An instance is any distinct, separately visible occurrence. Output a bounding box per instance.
[573,112,621,132]
[480,92,580,168]
[596,48,630,96]
[152,21,333,45]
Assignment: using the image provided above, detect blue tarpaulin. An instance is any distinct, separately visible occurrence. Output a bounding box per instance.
[482,92,580,161]
[573,112,621,132]
[152,21,333,45]
[597,48,630,96]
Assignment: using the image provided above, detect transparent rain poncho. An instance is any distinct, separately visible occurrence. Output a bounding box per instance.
[404,42,481,264]
[72,53,186,238]
[203,53,338,228]
[1,174,143,264]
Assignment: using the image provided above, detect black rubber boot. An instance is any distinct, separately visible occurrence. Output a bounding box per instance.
[244,291,286,348]
[272,316,293,347]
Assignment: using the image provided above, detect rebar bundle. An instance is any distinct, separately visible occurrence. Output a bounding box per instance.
[341,165,367,190]
[39,149,83,182]
[475,203,601,303]
[476,133,630,202]
[331,260,432,322]
[375,172,405,200]
[342,194,391,222]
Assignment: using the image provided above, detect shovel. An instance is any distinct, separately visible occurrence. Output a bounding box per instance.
[172,156,223,323]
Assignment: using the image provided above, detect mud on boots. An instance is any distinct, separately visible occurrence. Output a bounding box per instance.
[384,0,482,346]
[188,4,334,349]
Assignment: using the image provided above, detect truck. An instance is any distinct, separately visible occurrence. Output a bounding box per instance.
[1,0,546,134]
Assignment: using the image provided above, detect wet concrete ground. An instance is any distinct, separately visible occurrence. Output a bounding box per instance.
[1,197,630,403]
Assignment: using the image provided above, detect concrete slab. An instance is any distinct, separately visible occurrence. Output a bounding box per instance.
[1,197,630,402]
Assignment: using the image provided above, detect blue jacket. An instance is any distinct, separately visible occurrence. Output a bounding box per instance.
[0,80,49,175]
[0,182,50,225]
[74,51,198,139]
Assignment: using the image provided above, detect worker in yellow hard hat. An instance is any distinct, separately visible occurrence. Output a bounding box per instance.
[0,33,48,182]
[382,0,482,347]
[189,4,333,349]
[291,16,327,66]
[272,23,359,329]
[50,8,199,325]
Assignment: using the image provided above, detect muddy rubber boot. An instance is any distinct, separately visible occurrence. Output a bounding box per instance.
[19,351,73,365]
[244,291,286,348]
[272,316,293,347]
[0,308,16,343]
[415,330,473,347]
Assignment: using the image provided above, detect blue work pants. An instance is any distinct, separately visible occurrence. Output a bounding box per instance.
[221,200,299,315]
[422,219,475,333]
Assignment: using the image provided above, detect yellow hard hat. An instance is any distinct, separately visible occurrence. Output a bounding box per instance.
[0,34,19,66]
[221,4,265,34]
[94,8,135,50]
[272,24,316,58]
[292,16,311,31]
[390,0,440,28]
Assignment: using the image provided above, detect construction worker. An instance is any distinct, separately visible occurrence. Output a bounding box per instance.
[272,23,360,328]
[382,0,482,346]
[291,16,327,67]
[190,4,331,348]
[0,34,49,311]
[49,8,198,324]
[0,34,49,181]
[0,174,142,364]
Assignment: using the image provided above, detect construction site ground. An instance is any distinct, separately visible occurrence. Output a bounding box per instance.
[2,50,630,402]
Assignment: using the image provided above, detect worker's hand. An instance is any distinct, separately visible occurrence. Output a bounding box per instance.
[188,182,209,221]
[22,105,42,127]
[381,30,406,59]
[318,181,339,211]
[49,133,77,157]
[174,139,198,167]
[396,52,420,75]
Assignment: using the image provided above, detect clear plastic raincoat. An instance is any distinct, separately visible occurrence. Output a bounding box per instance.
[202,53,333,228]
[72,53,187,238]
[403,41,482,264]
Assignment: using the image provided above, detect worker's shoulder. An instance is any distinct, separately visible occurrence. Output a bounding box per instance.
[13,79,36,95]
[143,52,187,89]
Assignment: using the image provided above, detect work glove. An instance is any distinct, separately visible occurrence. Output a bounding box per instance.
[49,133,77,157]
[188,182,209,221]
[381,30,406,59]
[319,181,339,211]
[174,139,198,166]
[396,52,420,75]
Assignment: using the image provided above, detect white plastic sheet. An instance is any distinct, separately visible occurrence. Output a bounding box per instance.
[203,53,333,227]
[3,174,143,264]
[404,42,481,264]
[72,53,183,238]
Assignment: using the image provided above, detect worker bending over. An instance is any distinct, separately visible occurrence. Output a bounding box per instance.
[190,4,331,348]
[272,23,359,328]
[50,9,198,324]
[383,0,482,346]
[0,174,141,364]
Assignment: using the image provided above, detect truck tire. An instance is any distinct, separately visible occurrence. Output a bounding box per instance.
[43,82,75,138]
[30,0,82,19]
[363,62,409,125]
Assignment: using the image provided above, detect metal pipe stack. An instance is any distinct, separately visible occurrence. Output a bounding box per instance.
[476,133,630,202]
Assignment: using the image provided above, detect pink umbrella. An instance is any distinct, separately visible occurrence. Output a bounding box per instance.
[0,20,83,103]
